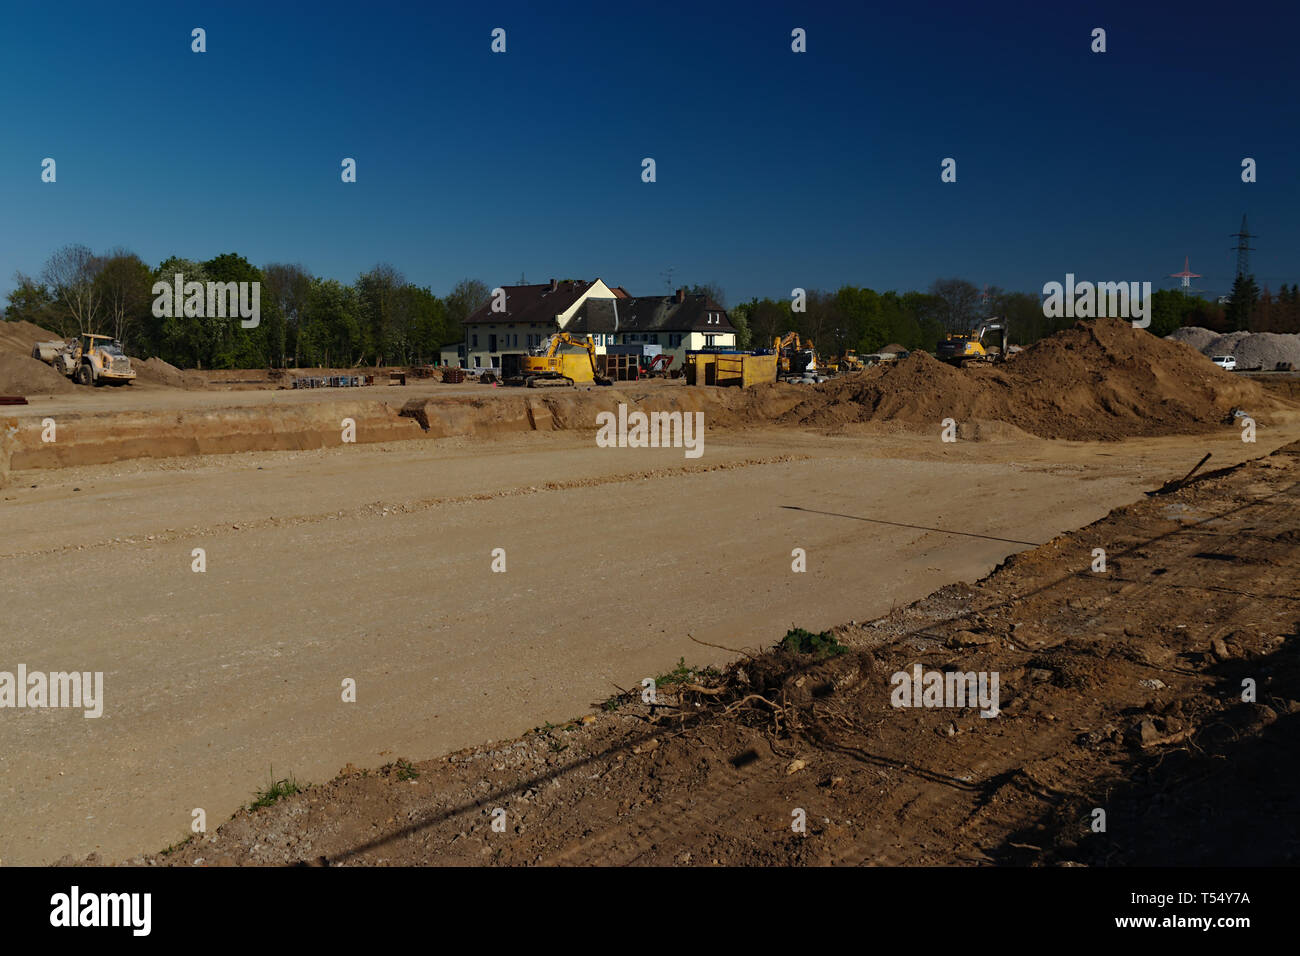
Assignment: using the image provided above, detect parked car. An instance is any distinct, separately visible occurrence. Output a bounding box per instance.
[1211,355,1237,371]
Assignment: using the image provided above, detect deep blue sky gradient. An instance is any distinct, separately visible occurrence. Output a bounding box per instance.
[2,0,1296,304]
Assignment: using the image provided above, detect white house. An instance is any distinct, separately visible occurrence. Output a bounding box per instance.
[446,278,622,369]
[564,289,737,366]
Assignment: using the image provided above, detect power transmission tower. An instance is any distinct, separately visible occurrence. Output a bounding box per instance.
[660,267,675,292]
[1230,215,1255,279]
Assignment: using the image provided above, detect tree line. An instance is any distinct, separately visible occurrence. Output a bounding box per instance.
[727,276,1300,357]
[3,244,488,369]
[728,279,1085,356]
[6,250,1297,369]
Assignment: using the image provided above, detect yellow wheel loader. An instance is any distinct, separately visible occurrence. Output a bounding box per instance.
[32,334,136,386]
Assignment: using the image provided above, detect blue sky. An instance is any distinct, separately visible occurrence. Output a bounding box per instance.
[2,0,1296,305]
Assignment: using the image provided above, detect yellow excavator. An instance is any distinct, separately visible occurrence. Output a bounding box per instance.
[937,318,1009,368]
[514,332,612,388]
[773,332,826,381]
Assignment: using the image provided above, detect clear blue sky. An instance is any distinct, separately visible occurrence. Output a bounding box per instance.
[1,0,1296,305]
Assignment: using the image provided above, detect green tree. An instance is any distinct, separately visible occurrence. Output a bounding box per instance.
[204,253,267,369]
[688,282,727,309]
[356,264,405,364]
[153,257,208,367]
[444,278,490,345]
[300,278,363,368]
[1226,273,1259,331]
[42,244,104,335]
[399,285,448,364]
[928,278,981,332]
[93,250,152,347]
[4,273,69,333]
[262,263,312,367]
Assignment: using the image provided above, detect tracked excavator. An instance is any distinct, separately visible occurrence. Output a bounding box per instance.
[509,332,612,388]
[936,318,1009,367]
[773,332,828,382]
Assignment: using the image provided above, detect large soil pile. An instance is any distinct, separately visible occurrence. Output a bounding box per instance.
[0,352,76,395]
[132,357,206,389]
[0,319,64,356]
[772,318,1266,441]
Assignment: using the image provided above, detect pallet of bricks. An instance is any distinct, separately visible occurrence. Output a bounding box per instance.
[293,376,325,389]
[442,367,466,384]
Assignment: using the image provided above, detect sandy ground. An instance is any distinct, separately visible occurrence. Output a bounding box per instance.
[3,409,1298,865]
[142,437,1299,867]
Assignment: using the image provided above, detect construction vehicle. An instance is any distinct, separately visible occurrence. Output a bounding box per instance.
[32,334,136,386]
[773,332,828,382]
[508,332,612,388]
[936,318,1009,368]
[640,353,675,378]
[831,350,867,373]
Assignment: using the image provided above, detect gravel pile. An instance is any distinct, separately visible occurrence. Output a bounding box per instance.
[1166,327,1218,352]
[1167,327,1300,369]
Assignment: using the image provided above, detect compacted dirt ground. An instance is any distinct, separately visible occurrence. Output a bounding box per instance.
[12,423,1295,866]
[130,438,1300,867]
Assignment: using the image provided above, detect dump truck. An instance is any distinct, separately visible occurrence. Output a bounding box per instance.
[32,334,136,386]
[937,318,1008,368]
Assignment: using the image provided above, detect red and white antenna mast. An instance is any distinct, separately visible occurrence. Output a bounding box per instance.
[1169,255,1202,291]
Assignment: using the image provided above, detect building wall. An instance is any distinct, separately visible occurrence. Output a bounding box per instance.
[465,279,618,367]
[465,322,556,368]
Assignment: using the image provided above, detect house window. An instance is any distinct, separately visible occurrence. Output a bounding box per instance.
[472,334,479,348]
[474,356,481,367]
[705,334,717,347]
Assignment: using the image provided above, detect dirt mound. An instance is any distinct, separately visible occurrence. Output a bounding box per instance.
[0,352,76,395]
[132,357,206,389]
[772,318,1266,441]
[0,320,64,356]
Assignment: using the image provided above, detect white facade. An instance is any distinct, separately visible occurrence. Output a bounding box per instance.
[464,280,618,369]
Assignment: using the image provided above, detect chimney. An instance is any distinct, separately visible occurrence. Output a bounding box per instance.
[549,278,558,292]
[676,287,686,303]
